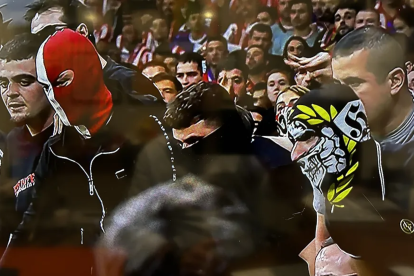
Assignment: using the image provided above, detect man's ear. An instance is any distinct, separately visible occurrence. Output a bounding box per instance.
[76,23,89,37]
[388,67,405,96]
[56,70,74,87]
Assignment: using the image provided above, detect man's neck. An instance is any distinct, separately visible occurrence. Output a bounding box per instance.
[26,111,55,137]
[249,71,266,85]
[373,88,414,138]
[294,25,312,38]
[280,18,292,29]
[190,31,205,41]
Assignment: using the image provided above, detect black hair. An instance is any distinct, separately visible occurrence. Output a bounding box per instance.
[282,35,314,59]
[152,72,183,92]
[206,36,228,51]
[266,68,295,87]
[335,0,361,16]
[289,0,313,15]
[25,0,94,33]
[252,82,267,92]
[333,26,405,83]
[256,6,278,23]
[396,5,414,28]
[0,32,45,62]
[176,52,204,74]
[217,55,249,82]
[185,1,203,21]
[164,82,236,129]
[249,23,272,38]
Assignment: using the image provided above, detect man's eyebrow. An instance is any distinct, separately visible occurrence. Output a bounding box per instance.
[342,76,366,85]
[12,74,36,81]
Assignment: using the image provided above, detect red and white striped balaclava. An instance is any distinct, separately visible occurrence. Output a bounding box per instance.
[36,28,113,138]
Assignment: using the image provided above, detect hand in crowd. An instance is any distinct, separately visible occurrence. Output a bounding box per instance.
[285,52,333,87]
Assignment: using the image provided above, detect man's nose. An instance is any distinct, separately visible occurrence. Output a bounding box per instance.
[6,83,19,98]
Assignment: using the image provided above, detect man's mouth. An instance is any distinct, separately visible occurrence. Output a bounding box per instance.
[8,102,25,111]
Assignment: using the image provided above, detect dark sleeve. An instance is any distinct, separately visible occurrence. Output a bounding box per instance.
[103,58,161,105]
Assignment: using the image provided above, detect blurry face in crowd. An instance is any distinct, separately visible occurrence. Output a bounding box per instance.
[154,79,179,103]
[290,3,311,30]
[394,17,414,37]
[248,31,272,52]
[151,18,169,41]
[164,57,178,75]
[287,39,305,57]
[253,88,272,109]
[267,72,290,104]
[312,0,326,18]
[187,13,205,33]
[355,10,380,29]
[218,69,247,99]
[332,49,404,132]
[122,25,138,44]
[162,0,176,18]
[335,8,356,36]
[279,0,293,21]
[246,47,266,72]
[257,11,274,26]
[275,90,300,115]
[142,66,167,79]
[205,41,227,67]
[236,0,257,18]
[176,62,202,89]
[408,71,414,91]
[0,58,52,125]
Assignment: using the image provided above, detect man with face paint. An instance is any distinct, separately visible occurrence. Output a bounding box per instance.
[288,84,414,275]
[0,29,153,275]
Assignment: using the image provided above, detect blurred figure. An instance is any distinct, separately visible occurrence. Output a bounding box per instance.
[247,23,273,53]
[172,1,207,53]
[375,0,405,30]
[408,69,414,91]
[278,0,294,31]
[142,61,168,78]
[205,36,229,81]
[355,7,380,29]
[256,6,278,26]
[153,44,179,75]
[290,0,324,47]
[116,24,152,69]
[176,52,204,89]
[223,0,259,48]
[252,82,273,110]
[217,57,253,109]
[266,69,294,105]
[394,6,414,39]
[152,72,182,103]
[312,0,326,19]
[246,45,268,86]
[145,16,170,52]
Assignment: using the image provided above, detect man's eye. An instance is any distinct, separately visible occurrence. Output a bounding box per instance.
[20,80,31,87]
[234,78,242,84]
[188,72,199,77]
[0,81,8,89]
[176,73,184,78]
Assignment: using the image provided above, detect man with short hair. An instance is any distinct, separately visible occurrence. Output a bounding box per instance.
[334,1,359,37]
[247,23,273,53]
[152,72,182,103]
[142,61,168,79]
[355,8,380,28]
[290,0,324,46]
[205,36,228,81]
[332,27,414,270]
[256,6,278,26]
[175,52,204,89]
[245,45,268,86]
[171,1,207,53]
[252,82,272,110]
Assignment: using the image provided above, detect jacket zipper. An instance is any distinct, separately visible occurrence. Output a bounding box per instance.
[49,147,120,235]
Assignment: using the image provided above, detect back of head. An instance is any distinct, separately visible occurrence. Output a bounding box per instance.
[0,32,44,62]
[333,26,405,83]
